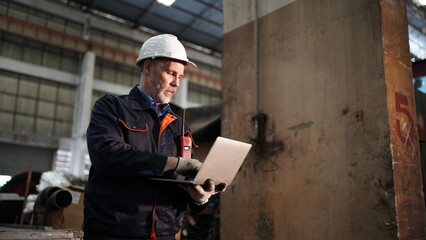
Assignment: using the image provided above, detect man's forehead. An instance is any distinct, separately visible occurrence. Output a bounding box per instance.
[161,60,185,72]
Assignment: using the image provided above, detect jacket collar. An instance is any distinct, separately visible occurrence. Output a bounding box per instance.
[129,85,151,111]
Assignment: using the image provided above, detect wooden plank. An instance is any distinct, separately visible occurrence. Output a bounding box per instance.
[0,227,83,240]
[381,0,426,239]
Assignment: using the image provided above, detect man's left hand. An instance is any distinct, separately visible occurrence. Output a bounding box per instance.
[179,179,227,204]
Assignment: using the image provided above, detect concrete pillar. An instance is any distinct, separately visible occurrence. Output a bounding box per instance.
[70,52,95,177]
[221,0,425,239]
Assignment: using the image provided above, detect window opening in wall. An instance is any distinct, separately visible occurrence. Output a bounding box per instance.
[0,32,80,74]
[188,83,221,105]
[0,1,8,15]
[95,58,139,87]
[0,70,75,139]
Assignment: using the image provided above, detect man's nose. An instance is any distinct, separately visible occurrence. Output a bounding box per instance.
[171,77,180,87]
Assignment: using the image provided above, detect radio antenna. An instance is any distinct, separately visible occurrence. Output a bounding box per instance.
[182,109,186,136]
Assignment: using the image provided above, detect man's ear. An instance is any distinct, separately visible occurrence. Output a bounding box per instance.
[143,60,153,75]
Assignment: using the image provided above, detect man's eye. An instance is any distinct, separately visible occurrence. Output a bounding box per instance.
[165,71,183,79]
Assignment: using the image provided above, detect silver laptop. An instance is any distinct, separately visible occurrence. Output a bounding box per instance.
[151,136,252,185]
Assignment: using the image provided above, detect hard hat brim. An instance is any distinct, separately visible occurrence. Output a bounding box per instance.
[136,57,197,68]
[185,60,197,68]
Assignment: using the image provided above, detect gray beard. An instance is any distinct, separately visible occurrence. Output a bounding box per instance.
[151,87,172,104]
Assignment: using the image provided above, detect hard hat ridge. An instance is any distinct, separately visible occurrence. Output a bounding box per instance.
[136,34,197,68]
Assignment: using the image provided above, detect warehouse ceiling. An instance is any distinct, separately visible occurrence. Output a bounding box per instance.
[61,0,223,54]
[60,0,426,59]
[406,0,426,60]
[407,0,426,32]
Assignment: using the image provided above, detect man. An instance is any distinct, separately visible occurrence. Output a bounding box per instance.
[84,34,224,240]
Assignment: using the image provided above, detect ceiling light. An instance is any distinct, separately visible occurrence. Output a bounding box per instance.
[157,0,176,7]
[414,0,426,6]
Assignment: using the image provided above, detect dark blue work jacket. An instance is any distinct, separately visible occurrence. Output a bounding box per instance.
[84,86,202,239]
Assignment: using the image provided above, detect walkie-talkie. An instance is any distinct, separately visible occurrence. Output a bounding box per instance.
[179,109,192,158]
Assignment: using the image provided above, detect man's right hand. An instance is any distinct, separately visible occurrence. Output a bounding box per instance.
[175,157,203,178]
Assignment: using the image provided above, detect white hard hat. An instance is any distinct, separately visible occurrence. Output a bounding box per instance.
[136,34,197,68]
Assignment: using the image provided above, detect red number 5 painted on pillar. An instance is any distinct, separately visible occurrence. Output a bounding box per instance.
[395,92,415,146]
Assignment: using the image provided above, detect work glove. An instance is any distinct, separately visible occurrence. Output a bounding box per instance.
[179,179,227,205]
[175,157,203,178]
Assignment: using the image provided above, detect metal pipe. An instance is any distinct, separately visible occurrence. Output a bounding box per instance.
[33,186,61,226]
[44,189,73,228]
[253,0,259,117]
[33,187,72,228]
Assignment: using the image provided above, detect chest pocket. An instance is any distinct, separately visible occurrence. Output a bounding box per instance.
[118,117,154,151]
[118,118,149,132]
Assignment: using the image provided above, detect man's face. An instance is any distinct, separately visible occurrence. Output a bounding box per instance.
[142,59,185,104]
